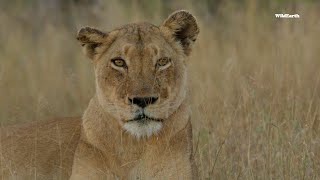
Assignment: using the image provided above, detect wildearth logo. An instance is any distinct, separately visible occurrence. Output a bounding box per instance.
[275,14,300,18]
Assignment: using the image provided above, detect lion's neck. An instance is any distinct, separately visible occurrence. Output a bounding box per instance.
[79,94,191,176]
[81,95,121,148]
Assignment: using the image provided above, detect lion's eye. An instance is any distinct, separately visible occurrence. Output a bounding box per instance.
[111,58,126,68]
[156,57,170,67]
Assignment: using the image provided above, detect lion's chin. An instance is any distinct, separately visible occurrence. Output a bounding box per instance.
[123,120,163,139]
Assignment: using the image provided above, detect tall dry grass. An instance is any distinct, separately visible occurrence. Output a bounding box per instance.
[0,0,319,179]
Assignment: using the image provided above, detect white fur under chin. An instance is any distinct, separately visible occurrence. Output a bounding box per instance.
[123,121,163,139]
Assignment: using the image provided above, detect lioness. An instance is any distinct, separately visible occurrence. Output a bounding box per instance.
[0,10,199,179]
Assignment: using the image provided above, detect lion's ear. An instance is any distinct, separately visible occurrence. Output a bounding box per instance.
[76,27,107,59]
[161,10,199,56]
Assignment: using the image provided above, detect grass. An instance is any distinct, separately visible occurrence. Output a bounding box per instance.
[0,0,319,179]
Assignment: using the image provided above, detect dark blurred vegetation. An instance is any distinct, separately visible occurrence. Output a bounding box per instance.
[1,0,318,27]
[1,0,318,42]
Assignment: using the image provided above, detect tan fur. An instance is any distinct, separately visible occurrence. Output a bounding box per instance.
[0,118,81,180]
[0,10,199,179]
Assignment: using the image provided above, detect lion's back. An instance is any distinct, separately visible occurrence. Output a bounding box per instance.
[0,117,81,180]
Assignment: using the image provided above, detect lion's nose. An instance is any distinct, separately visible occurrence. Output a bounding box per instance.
[128,96,158,108]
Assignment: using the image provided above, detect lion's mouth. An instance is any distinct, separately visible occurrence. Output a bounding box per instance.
[128,114,162,122]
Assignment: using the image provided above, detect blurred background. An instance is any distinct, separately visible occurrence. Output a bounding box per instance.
[0,0,319,179]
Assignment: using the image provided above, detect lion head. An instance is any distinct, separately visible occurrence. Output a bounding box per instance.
[77,10,199,138]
